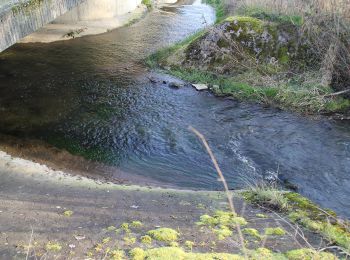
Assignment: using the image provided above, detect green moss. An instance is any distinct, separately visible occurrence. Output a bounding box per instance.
[278,47,290,64]
[134,246,244,260]
[94,243,103,253]
[185,240,195,251]
[45,241,62,252]
[63,210,73,217]
[130,248,146,260]
[213,225,233,240]
[265,227,286,236]
[322,223,350,251]
[106,226,117,232]
[141,0,152,9]
[102,237,111,244]
[11,0,44,15]
[197,211,247,240]
[131,221,143,228]
[168,241,179,247]
[197,214,218,227]
[196,203,206,209]
[230,217,248,226]
[248,248,282,260]
[147,228,179,243]
[120,223,130,233]
[110,249,126,260]
[243,187,289,211]
[238,6,304,26]
[285,249,337,260]
[325,98,350,112]
[256,213,267,218]
[130,246,336,260]
[140,235,152,245]
[123,236,136,246]
[285,192,319,212]
[225,16,264,31]
[242,189,350,252]
[197,211,247,227]
[243,228,261,239]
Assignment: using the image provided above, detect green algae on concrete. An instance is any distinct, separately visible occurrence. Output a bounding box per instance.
[196,210,248,227]
[131,221,143,228]
[244,190,350,253]
[128,246,338,260]
[12,0,44,15]
[285,249,338,260]
[147,228,180,243]
[141,235,153,245]
[243,228,262,240]
[45,241,62,252]
[265,227,286,236]
[196,210,248,240]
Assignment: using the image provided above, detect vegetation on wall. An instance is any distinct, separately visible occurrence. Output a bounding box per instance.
[11,0,45,15]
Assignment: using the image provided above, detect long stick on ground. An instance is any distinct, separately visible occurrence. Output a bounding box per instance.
[323,88,350,97]
[189,126,247,258]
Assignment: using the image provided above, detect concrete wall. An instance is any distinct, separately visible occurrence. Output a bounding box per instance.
[55,0,142,23]
[0,0,144,52]
[0,0,87,52]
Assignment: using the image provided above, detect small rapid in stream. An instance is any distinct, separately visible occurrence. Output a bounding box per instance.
[0,0,349,217]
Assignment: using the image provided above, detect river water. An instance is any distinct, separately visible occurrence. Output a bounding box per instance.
[0,1,349,217]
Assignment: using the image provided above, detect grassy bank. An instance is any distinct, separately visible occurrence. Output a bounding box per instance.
[243,186,350,255]
[147,0,350,114]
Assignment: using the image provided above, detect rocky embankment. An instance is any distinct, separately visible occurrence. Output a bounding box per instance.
[150,15,350,115]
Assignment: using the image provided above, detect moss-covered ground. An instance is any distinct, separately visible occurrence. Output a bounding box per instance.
[243,189,350,255]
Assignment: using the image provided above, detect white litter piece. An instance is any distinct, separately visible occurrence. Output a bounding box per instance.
[74,235,86,241]
[192,84,208,91]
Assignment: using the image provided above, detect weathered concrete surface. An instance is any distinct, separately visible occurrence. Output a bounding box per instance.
[54,0,142,22]
[0,0,87,52]
[0,151,322,259]
[20,3,146,44]
[0,0,145,51]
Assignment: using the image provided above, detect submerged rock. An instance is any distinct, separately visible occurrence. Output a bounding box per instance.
[168,82,184,89]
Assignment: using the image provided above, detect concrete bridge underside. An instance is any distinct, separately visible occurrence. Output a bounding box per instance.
[0,0,142,52]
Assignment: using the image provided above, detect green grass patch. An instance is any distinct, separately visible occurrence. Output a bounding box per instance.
[244,188,350,253]
[203,0,226,22]
[265,227,286,236]
[128,246,337,260]
[243,228,262,240]
[148,45,350,114]
[142,0,152,9]
[237,6,304,26]
[196,210,247,240]
[147,228,179,243]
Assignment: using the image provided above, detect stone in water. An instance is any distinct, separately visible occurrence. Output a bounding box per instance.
[192,84,208,91]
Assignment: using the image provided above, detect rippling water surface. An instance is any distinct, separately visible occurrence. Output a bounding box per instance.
[0,1,349,217]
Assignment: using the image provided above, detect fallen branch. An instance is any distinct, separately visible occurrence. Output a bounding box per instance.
[189,126,248,259]
[324,88,350,97]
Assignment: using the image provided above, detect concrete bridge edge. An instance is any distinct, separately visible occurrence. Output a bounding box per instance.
[0,0,86,52]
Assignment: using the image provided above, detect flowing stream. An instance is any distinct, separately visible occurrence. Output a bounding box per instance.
[0,0,349,217]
